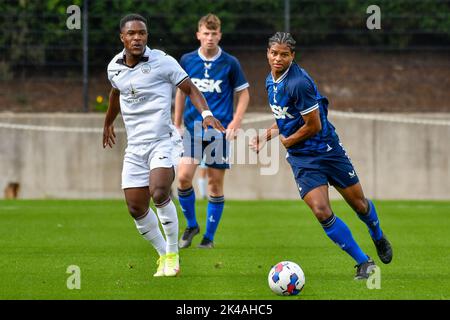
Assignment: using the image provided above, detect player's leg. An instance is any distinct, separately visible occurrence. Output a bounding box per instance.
[177,157,201,248]
[197,167,226,248]
[148,135,183,275]
[177,132,202,248]
[334,183,380,238]
[150,166,177,251]
[149,166,180,276]
[198,132,229,248]
[197,160,208,200]
[122,149,167,277]
[287,150,375,279]
[124,187,167,277]
[303,185,372,273]
[324,141,392,264]
[335,183,393,264]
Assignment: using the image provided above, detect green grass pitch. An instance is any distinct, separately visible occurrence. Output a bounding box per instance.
[0,199,449,300]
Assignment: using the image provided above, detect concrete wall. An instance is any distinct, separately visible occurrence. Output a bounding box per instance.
[0,112,449,200]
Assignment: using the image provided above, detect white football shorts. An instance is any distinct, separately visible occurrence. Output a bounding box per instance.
[121,130,183,189]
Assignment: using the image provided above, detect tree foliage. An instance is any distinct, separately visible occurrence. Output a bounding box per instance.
[0,0,448,70]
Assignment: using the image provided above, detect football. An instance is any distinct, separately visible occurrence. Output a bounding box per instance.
[268,261,305,296]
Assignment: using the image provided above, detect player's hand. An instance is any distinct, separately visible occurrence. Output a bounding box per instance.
[226,118,242,140]
[249,135,266,154]
[175,126,184,138]
[203,115,226,133]
[103,125,116,148]
[279,135,292,148]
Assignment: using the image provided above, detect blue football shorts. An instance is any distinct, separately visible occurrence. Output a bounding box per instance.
[182,130,230,170]
[286,142,359,198]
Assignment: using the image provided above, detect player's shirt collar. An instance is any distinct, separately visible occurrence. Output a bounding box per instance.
[197,47,222,62]
[271,61,293,84]
[116,46,151,67]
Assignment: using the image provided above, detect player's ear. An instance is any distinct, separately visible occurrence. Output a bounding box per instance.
[120,32,124,43]
[196,31,201,41]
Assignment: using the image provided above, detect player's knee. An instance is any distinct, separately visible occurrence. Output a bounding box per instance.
[310,203,333,222]
[126,203,148,218]
[208,180,223,196]
[152,187,170,205]
[353,198,369,215]
[178,173,193,189]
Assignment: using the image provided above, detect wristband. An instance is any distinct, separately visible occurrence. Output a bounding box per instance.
[201,110,213,119]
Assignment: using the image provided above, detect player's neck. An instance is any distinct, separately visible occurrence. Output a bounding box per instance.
[271,70,284,81]
[200,47,219,60]
[271,62,292,81]
[124,50,144,67]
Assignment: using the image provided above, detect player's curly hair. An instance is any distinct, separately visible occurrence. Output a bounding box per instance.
[120,13,147,31]
[268,32,296,52]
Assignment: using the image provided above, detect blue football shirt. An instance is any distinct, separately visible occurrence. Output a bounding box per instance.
[180,47,249,136]
[266,62,339,155]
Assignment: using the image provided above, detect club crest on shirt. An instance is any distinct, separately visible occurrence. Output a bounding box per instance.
[204,63,212,78]
[141,63,151,74]
[128,83,139,98]
[124,83,146,103]
[273,86,279,103]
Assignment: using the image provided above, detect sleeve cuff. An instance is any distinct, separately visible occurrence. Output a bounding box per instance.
[300,103,319,115]
[176,76,189,87]
[234,83,250,92]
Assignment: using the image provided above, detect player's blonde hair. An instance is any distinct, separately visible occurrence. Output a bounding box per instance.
[198,13,221,31]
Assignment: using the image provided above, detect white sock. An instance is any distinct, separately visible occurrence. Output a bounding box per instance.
[156,198,179,254]
[198,178,207,199]
[134,208,166,256]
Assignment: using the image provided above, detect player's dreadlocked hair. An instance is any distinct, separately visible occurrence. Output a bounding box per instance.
[120,13,147,31]
[268,32,296,52]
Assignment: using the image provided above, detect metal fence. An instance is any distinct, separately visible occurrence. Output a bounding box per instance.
[1,0,449,112]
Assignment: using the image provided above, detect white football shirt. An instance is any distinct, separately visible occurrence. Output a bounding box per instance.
[107,46,188,145]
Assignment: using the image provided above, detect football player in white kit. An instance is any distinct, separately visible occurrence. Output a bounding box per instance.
[103,14,225,277]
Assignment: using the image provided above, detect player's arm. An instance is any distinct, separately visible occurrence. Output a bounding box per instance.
[103,87,120,148]
[173,88,186,136]
[226,88,250,140]
[279,109,321,148]
[177,78,225,132]
[249,121,279,153]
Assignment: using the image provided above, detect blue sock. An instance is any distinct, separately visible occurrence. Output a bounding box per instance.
[177,187,198,228]
[321,213,368,265]
[357,199,383,241]
[204,195,225,241]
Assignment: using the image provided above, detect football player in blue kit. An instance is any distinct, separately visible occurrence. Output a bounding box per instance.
[174,14,250,249]
[250,32,392,279]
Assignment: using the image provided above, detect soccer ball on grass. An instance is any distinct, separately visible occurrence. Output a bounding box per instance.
[268,261,305,296]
